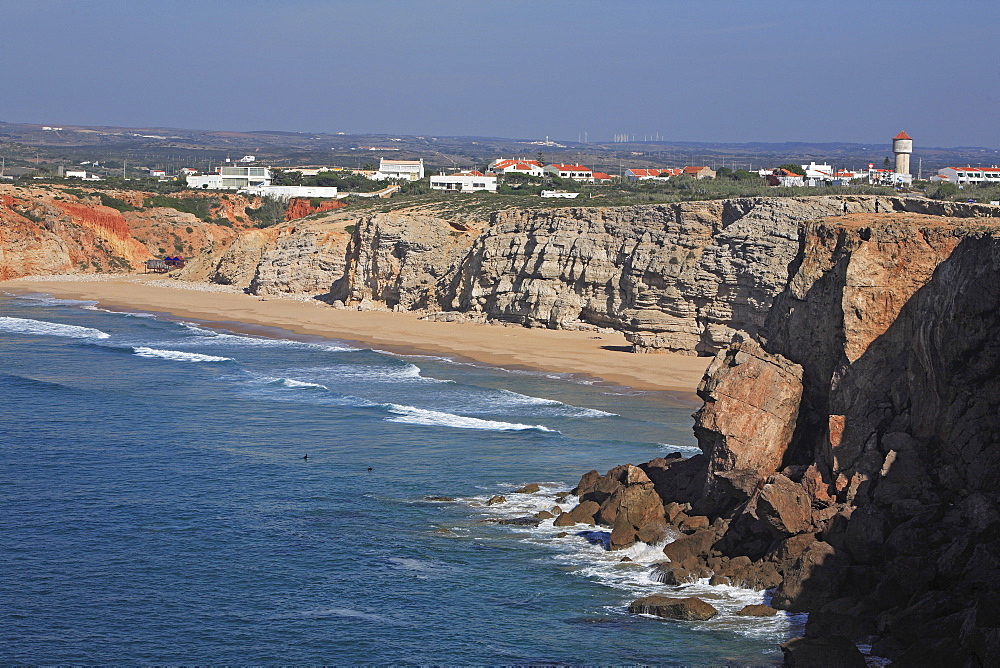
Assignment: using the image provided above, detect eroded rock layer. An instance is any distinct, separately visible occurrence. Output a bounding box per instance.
[334,196,998,355]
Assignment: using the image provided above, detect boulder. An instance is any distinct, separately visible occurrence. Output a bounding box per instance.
[754,474,813,537]
[693,334,804,476]
[553,500,601,527]
[628,595,718,621]
[779,636,866,667]
[662,528,718,564]
[735,604,778,617]
[535,510,554,520]
[513,483,541,494]
[597,466,668,550]
[486,495,506,506]
[649,563,699,585]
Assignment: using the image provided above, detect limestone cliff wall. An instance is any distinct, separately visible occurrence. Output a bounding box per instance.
[334,196,998,355]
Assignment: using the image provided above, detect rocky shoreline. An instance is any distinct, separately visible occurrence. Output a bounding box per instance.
[516,215,1000,665]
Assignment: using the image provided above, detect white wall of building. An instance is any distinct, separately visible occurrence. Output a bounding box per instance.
[243,185,341,199]
[372,159,424,181]
[430,174,497,192]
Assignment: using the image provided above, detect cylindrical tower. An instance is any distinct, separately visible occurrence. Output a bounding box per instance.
[893,131,913,176]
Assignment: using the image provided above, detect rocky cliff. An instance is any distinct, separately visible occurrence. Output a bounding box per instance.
[553,211,1000,664]
[334,196,998,355]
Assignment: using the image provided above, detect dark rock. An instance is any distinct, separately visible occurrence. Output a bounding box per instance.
[662,528,718,564]
[553,500,601,527]
[496,516,540,526]
[779,635,866,667]
[771,540,849,612]
[555,531,569,538]
[555,491,573,501]
[534,510,554,520]
[597,466,668,550]
[649,562,698,585]
[486,495,506,505]
[735,604,777,617]
[679,515,710,532]
[635,522,669,545]
[755,474,813,537]
[423,496,455,502]
[627,595,718,621]
[513,483,541,494]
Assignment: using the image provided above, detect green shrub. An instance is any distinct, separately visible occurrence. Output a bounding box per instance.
[144,195,218,222]
[97,192,138,212]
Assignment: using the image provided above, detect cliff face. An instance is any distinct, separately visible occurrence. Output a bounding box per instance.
[556,210,1000,663]
[330,211,477,310]
[335,196,995,355]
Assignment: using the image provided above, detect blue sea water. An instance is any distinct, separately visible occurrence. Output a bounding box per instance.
[0,292,800,665]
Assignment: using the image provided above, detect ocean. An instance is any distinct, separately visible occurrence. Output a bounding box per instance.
[0,292,802,664]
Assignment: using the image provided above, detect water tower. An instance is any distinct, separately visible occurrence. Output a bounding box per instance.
[893,131,913,177]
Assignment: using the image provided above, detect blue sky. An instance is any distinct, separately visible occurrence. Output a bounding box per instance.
[1,0,996,147]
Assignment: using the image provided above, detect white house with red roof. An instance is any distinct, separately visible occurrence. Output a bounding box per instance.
[487,158,545,178]
[543,164,593,182]
[935,166,1000,185]
[591,172,614,184]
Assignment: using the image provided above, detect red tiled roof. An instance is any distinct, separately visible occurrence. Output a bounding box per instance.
[893,131,912,140]
[683,166,710,174]
[550,164,591,171]
[592,172,613,179]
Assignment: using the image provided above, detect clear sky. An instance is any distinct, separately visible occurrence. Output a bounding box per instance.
[1,0,996,148]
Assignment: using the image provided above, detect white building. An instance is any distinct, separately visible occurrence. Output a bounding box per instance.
[540,190,580,198]
[371,159,424,181]
[186,166,272,190]
[935,167,1000,185]
[543,164,593,182]
[149,169,166,177]
[801,162,833,179]
[487,159,545,178]
[429,172,497,193]
[64,169,89,179]
[243,185,341,199]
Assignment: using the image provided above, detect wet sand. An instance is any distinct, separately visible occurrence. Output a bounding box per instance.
[0,275,710,398]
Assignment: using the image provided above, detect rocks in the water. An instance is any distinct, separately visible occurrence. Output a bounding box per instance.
[628,595,718,621]
[553,500,601,527]
[495,516,541,526]
[755,474,814,537]
[423,496,455,502]
[534,510,554,520]
[649,563,699,586]
[779,635,866,667]
[735,604,778,617]
[486,495,506,506]
[513,483,541,494]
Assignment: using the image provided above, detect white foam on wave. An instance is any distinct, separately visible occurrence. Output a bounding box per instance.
[0,316,110,339]
[276,377,329,390]
[461,388,615,419]
[132,347,233,363]
[9,294,99,308]
[471,485,806,643]
[658,442,703,456]
[385,404,555,432]
[180,322,358,352]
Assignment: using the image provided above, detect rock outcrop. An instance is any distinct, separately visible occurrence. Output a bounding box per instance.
[555,210,1000,664]
[333,196,999,355]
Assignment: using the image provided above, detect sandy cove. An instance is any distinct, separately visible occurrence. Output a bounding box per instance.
[0,275,709,397]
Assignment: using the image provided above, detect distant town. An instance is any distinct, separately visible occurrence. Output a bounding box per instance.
[3,124,999,206]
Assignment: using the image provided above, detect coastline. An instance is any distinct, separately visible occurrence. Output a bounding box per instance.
[0,274,709,398]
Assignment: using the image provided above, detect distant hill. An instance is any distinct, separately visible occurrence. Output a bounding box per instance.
[1,121,997,177]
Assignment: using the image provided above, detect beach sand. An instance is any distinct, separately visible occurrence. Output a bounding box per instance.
[0,275,710,398]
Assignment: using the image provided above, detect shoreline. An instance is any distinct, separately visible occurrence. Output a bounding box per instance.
[0,274,709,400]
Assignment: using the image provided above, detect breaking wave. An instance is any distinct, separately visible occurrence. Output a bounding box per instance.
[0,317,110,339]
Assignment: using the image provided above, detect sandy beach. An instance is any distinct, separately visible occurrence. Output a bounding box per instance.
[0,275,709,398]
